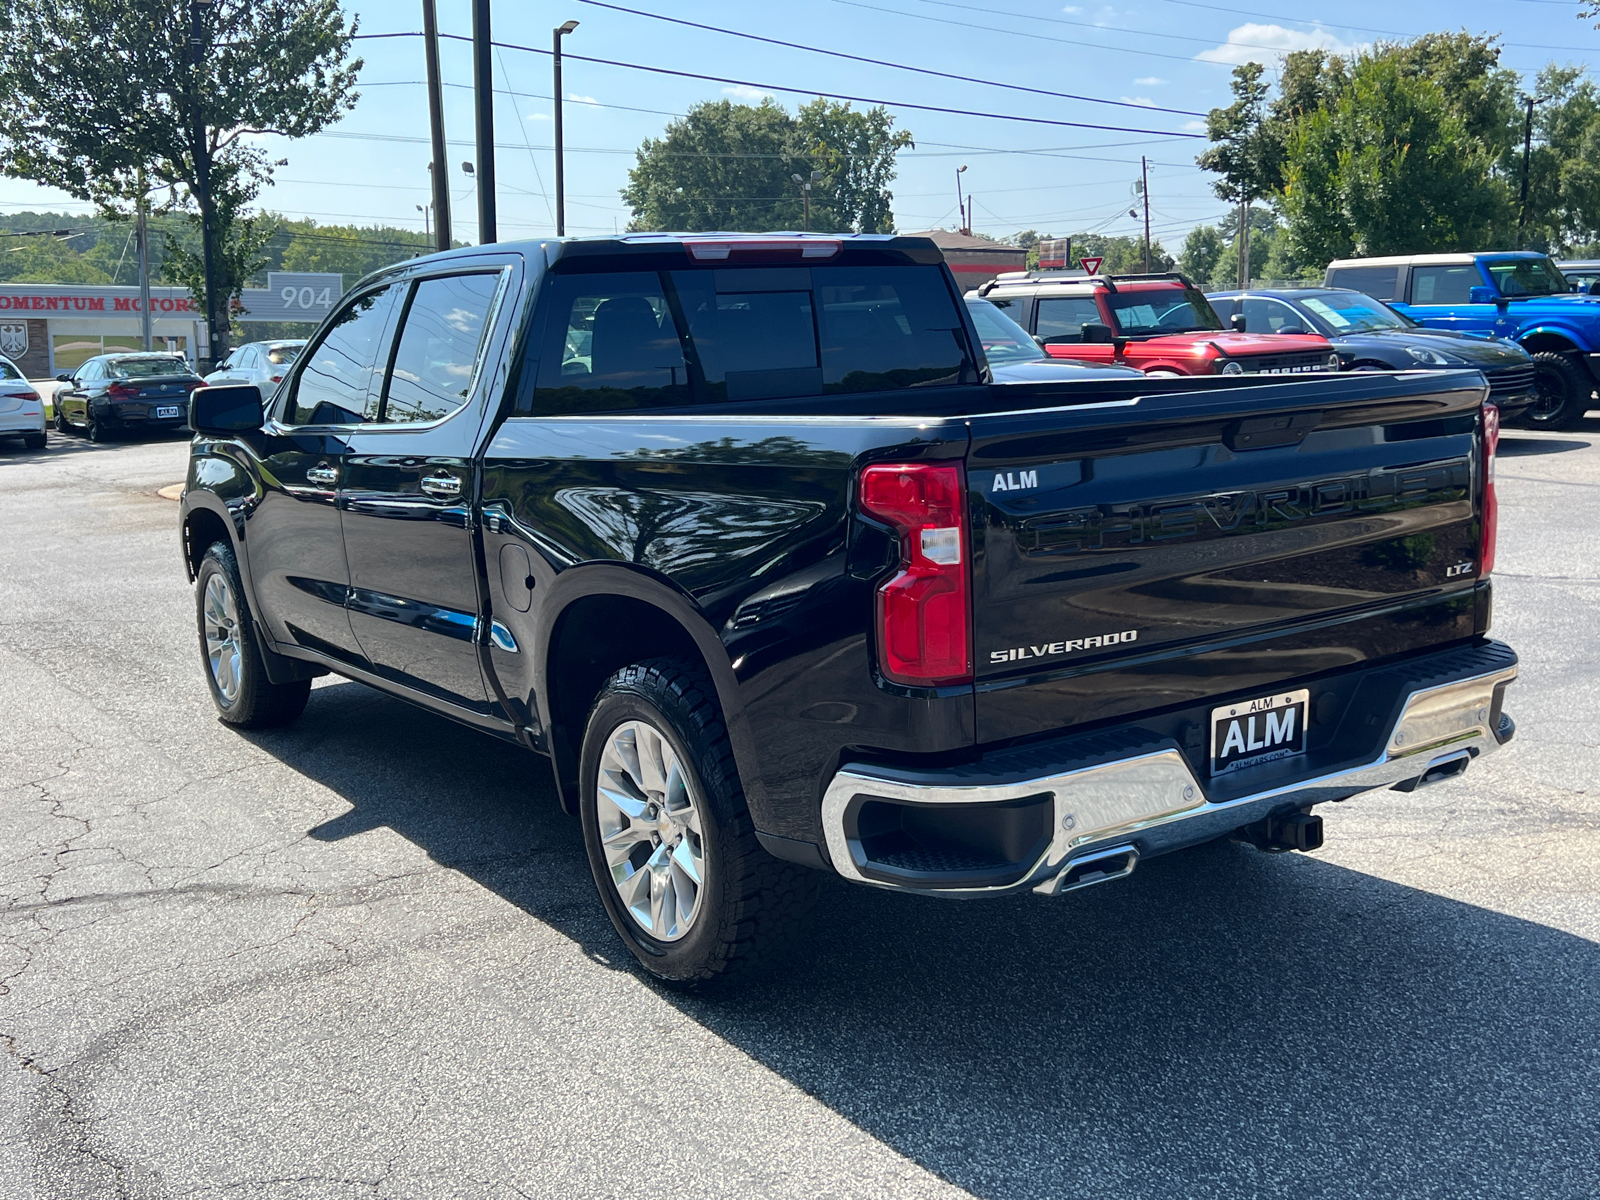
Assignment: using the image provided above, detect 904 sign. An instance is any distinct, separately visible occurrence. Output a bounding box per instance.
[281,285,334,309]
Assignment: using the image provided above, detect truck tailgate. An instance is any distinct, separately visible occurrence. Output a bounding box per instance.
[968,371,1489,743]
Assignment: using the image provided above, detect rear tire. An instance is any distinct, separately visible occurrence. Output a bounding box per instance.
[23,431,45,450]
[1521,352,1592,430]
[195,541,311,729]
[578,658,817,988]
[87,411,108,442]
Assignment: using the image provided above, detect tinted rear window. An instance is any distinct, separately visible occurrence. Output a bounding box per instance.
[110,357,190,378]
[527,264,966,414]
[1325,265,1400,300]
[266,344,302,366]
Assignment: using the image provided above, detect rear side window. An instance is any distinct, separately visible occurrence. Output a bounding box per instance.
[532,272,689,415]
[378,272,503,424]
[284,285,399,426]
[1409,265,1480,305]
[1326,265,1400,300]
[0,357,23,380]
[1034,296,1104,343]
[525,263,966,414]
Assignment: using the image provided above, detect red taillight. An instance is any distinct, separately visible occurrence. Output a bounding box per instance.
[1481,402,1499,577]
[858,462,971,686]
[107,382,139,399]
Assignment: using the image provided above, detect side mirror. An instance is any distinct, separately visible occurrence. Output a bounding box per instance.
[1081,322,1116,344]
[1277,324,1307,335]
[1229,313,1248,333]
[1467,286,1500,305]
[55,373,73,383]
[190,384,263,435]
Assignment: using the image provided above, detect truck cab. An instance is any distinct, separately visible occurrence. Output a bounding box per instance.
[1325,251,1600,429]
[976,271,1339,377]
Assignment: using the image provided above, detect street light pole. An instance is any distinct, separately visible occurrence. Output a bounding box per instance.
[136,168,153,353]
[472,0,496,244]
[1518,95,1535,248]
[955,165,968,234]
[422,0,452,251]
[189,0,221,370]
[554,20,578,237]
[1141,156,1151,273]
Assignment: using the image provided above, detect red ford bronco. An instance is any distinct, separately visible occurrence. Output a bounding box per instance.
[976,271,1341,377]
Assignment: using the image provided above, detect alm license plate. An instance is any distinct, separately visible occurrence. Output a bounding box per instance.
[153,405,182,419]
[1209,689,1309,776]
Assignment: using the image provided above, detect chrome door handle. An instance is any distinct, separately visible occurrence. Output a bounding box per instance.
[305,464,339,486]
[419,473,462,498]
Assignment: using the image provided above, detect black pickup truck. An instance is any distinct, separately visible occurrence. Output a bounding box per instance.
[180,233,1518,986]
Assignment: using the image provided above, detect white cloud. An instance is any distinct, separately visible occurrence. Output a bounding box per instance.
[566,93,599,105]
[1183,119,1208,133]
[722,84,772,101]
[527,111,552,122]
[1134,76,1167,86]
[1120,96,1155,108]
[1062,5,1082,13]
[1196,23,1365,66]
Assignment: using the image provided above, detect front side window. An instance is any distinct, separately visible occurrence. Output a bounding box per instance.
[78,361,102,383]
[1484,256,1567,297]
[1033,296,1105,343]
[1240,297,1302,333]
[378,272,503,424]
[284,285,399,426]
[1106,287,1222,335]
[1409,265,1480,306]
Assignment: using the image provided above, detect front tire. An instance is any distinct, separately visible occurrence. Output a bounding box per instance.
[53,408,68,434]
[579,659,817,987]
[1522,352,1593,430]
[195,541,311,728]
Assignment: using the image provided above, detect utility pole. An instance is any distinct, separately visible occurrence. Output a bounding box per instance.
[422,0,452,251]
[136,168,153,353]
[416,204,431,239]
[1518,95,1535,249]
[1141,156,1151,273]
[554,20,579,237]
[1237,199,1250,289]
[189,0,221,371]
[955,165,967,234]
[472,0,496,245]
[790,170,823,231]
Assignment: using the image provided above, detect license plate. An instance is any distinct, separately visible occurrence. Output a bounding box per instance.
[1209,689,1309,776]
[153,405,182,418]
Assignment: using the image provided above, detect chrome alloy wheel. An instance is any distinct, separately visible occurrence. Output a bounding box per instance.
[595,719,706,942]
[202,573,243,704]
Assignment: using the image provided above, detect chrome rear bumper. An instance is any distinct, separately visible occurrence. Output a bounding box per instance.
[822,648,1518,898]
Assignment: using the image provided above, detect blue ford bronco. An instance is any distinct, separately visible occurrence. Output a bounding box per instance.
[1325,251,1597,429]
[178,232,1518,986]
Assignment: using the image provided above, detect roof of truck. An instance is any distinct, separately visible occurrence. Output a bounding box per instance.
[1325,251,1550,269]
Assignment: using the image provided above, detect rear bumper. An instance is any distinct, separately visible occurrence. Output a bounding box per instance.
[821,640,1518,898]
[0,412,45,433]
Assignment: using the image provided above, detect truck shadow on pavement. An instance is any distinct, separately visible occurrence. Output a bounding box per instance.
[268,680,1600,1200]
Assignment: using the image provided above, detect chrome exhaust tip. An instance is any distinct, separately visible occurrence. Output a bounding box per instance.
[1037,844,1139,896]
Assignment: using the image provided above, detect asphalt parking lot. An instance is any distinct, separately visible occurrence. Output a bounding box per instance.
[2,421,1597,1200]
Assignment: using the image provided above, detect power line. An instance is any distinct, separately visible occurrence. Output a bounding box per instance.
[573,0,1207,118]
[352,31,1205,138]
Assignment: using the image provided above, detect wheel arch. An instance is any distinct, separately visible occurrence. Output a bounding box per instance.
[534,565,757,818]
[1517,328,1582,356]
[180,496,237,583]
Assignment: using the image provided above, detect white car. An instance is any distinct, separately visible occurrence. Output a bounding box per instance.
[204,340,306,393]
[0,354,46,450]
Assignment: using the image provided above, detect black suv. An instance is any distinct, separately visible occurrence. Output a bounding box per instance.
[55,352,204,441]
[179,233,1517,986]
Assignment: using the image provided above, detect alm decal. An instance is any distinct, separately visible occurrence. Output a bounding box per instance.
[992,470,1037,492]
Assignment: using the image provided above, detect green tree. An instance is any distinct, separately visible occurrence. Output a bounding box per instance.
[622,98,911,233]
[1069,232,1173,273]
[0,0,361,363]
[1197,63,1282,209]
[1281,55,1513,262]
[1178,225,1225,283]
[795,99,913,233]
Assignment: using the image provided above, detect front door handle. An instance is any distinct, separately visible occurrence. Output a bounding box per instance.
[305,463,339,486]
[419,472,462,498]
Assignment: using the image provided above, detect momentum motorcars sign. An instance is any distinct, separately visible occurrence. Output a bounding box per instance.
[0,273,344,323]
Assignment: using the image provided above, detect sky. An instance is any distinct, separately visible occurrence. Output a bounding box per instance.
[4,0,1600,251]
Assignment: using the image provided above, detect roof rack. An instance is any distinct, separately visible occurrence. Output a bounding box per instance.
[977,268,1197,297]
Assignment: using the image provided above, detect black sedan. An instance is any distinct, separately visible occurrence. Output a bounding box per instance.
[1208,287,1536,424]
[54,353,206,442]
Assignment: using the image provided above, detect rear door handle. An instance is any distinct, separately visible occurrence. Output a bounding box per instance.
[420,473,462,498]
[305,463,339,486]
